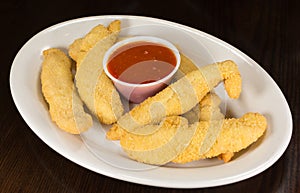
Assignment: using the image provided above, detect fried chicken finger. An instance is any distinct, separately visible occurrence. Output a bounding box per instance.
[172,112,267,163]
[41,48,93,134]
[74,20,124,124]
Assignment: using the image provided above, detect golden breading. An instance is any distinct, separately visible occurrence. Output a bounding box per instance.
[106,92,222,140]
[41,48,93,134]
[74,20,124,124]
[173,53,198,81]
[121,116,186,151]
[218,152,235,162]
[183,92,225,155]
[121,116,197,165]
[69,20,121,66]
[218,60,242,99]
[172,113,267,163]
[68,38,83,62]
[115,60,241,135]
[106,123,124,140]
[182,92,224,124]
[182,90,236,162]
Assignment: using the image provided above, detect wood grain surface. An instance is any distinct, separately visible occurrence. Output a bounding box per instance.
[1,0,299,192]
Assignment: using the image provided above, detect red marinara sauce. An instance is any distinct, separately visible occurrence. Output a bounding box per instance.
[107,41,177,84]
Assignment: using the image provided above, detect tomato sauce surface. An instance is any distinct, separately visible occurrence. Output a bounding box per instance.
[107,41,177,84]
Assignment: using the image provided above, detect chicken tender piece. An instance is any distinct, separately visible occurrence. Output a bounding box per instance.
[121,116,196,165]
[182,92,224,124]
[172,113,267,163]
[74,20,124,124]
[68,38,83,62]
[69,20,121,66]
[121,116,187,151]
[106,92,222,140]
[186,93,235,162]
[182,92,226,155]
[41,48,93,134]
[115,60,241,135]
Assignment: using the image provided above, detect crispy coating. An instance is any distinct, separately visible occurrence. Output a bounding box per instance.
[106,92,221,140]
[172,113,267,163]
[118,112,266,164]
[69,20,121,66]
[73,20,124,124]
[182,92,225,155]
[182,92,224,124]
[121,116,188,151]
[41,48,93,134]
[68,38,83,62]
[218,152,235,162]
[121,116,197,165]
[173,54,198,81]
[198,92,221,107]
[218,60,242,99]
[115,60,241,135]
[106,123,124,140]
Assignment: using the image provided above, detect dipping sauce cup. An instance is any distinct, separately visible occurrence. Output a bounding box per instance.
[103,36,181,103]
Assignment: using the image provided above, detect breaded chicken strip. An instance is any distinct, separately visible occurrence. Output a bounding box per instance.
[41,48,93,134]
[172,113,267,163]
[68,38,83,62]
[73,20,124,124]
[182,93,235,161]
[69,20,121,66]
[115,60,241,135]
[121,116,196,165]
[119,113,266,164]
[182,92,224,124]
[182,92,226,155]
[120,116,187,151]
[106,92,222,140]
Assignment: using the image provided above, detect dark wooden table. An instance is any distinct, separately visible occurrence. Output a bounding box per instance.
[1,0,299,192]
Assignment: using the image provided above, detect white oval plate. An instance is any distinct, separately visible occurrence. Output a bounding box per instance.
[10,15,292,188]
